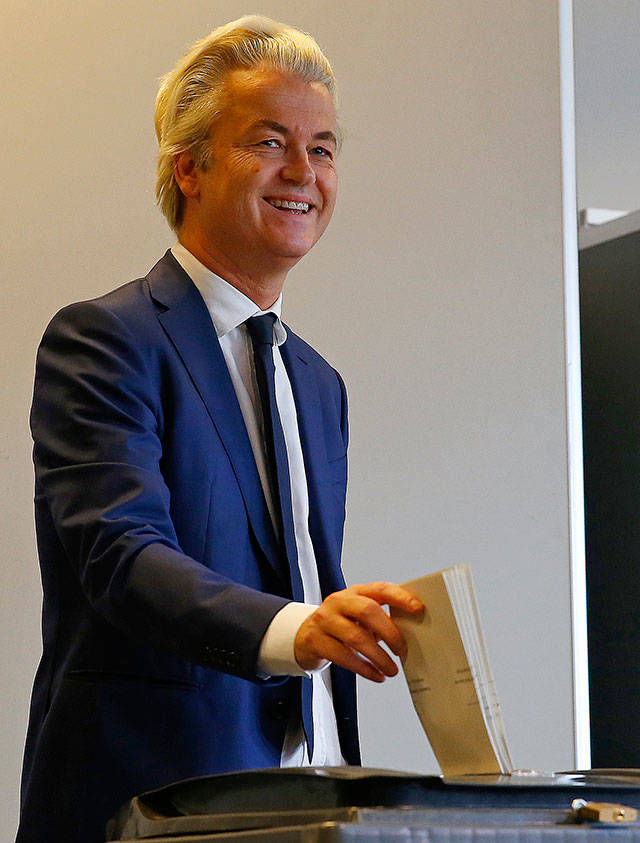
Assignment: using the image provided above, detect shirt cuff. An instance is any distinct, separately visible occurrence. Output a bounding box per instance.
[256,602,330,677]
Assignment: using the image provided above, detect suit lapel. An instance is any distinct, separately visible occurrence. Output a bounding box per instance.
[280,336,345,597]
[146,252,283,578]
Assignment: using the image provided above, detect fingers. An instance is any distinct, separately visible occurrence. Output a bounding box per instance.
[324,583,423,659]
[316,606,399,674]
[352,582,424,615]
[300,629,388,682]
[294,581,425,680]
[320,591,406,660]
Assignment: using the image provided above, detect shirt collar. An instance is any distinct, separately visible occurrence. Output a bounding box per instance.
[171,241,287,345]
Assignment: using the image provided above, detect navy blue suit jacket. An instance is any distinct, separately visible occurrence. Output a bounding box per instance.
[18,252,359,843]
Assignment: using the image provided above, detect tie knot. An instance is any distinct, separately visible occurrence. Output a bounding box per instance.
[246,313,277,347]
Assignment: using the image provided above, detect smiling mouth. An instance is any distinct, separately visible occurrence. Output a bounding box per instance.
[265,198,312,214]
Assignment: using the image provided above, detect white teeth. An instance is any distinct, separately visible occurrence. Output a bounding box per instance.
[268,199,310,212]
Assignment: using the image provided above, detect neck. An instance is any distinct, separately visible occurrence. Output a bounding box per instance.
[177,232,289,310]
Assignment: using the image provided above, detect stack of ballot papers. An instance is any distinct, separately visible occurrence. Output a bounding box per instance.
[391,564,513,777]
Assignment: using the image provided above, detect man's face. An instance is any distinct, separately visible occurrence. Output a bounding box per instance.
[185,66,338,283]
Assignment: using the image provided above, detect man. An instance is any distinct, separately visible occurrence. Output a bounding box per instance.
[18,16,422,842]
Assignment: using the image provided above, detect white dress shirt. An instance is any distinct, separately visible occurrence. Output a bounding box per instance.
[171,242,345,767]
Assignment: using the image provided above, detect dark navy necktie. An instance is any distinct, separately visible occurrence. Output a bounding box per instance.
[245,314,302,599]
[245,314,313,760]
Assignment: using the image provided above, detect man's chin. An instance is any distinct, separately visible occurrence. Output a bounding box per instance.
[267,238,318,264]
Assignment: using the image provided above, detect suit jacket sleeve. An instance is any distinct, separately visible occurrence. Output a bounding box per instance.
[31,299,289,680]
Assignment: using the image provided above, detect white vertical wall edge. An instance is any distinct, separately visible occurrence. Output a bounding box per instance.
[559,0,591,769]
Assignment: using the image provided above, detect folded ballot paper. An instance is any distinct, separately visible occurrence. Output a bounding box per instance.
[391,564,513,777]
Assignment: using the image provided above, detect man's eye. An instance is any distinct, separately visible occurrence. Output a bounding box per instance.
[259,139,281,148]
[311,146,333,158]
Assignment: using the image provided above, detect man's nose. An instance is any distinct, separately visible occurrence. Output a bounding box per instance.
[281,149,316,185]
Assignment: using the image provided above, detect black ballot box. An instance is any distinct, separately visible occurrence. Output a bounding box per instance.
[106,767,640,842]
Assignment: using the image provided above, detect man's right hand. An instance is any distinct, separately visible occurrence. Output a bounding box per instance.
[294,582,423,682]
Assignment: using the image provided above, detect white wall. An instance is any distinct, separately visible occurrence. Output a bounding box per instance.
[2,2,579,839]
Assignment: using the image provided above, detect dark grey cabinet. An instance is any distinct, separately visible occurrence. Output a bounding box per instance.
[579,210,640,765]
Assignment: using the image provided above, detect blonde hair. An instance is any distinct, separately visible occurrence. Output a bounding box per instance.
[155,15,337,231]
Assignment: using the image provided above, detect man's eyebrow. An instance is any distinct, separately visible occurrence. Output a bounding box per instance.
[313,130,338,146]
[248,120,337,146]
[250,119,289,134]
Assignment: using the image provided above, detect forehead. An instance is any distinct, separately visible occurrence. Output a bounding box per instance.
[219,66,336,133]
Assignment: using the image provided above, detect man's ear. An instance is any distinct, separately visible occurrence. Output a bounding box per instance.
[173,150,201,199]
